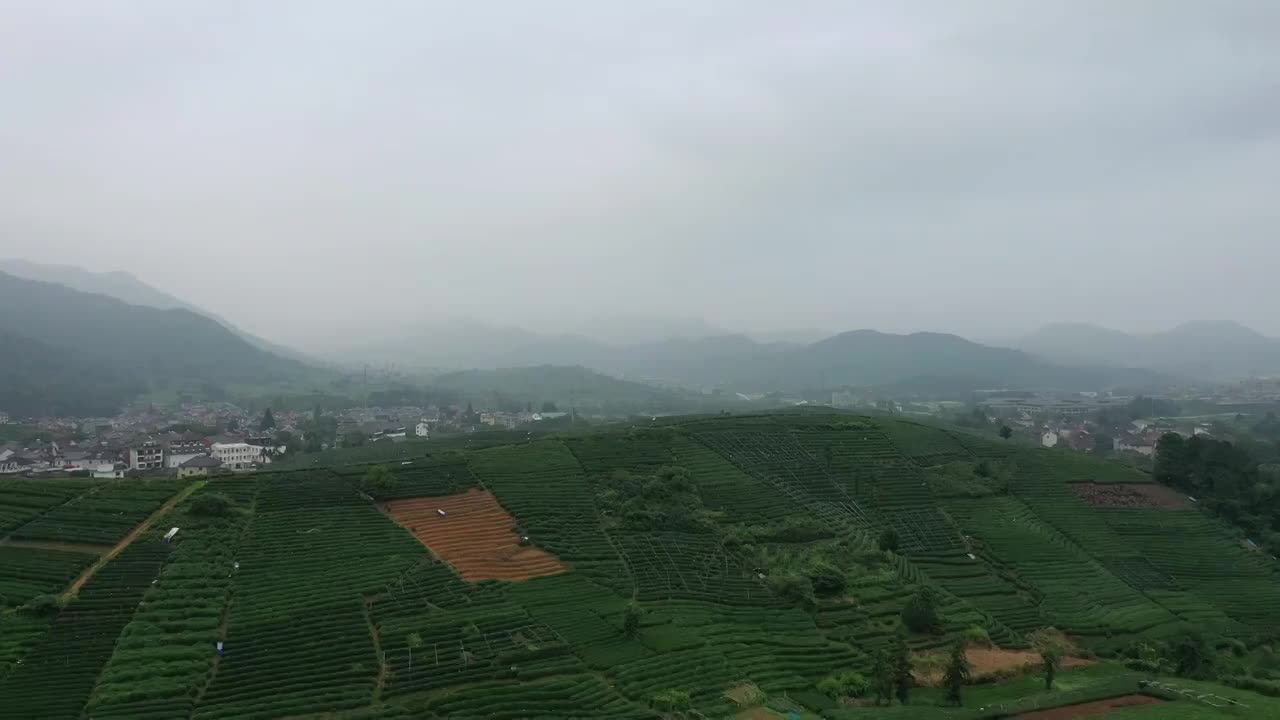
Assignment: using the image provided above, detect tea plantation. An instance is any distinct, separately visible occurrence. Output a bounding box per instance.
[2,413,1280,718]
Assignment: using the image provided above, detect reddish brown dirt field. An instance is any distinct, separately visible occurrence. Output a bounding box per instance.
[383,489,565,581]
[1073,482,1191,509]
[1015,694,1164,719]
[917,648,1092,686]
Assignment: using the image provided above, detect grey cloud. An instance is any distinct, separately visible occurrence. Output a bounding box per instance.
[2,0,1278,351]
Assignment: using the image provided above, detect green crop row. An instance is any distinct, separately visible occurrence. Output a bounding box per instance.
[86,485,259,719]
[0,545,97,607]
[192,472,425,720]
[11,479,182,545]
[0,536,173,720]
[0,478,100,535]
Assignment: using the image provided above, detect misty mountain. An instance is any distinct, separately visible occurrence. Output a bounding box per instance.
[0,258,308,362]
[1014,321,1280,380]
[0,272,305,416]
[430,365,738,414]
[364,322,1169,395]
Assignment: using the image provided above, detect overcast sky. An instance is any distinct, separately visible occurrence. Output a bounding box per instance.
[3,1,1278,350]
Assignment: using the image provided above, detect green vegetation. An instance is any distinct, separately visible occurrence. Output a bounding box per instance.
[1,412,1279,718]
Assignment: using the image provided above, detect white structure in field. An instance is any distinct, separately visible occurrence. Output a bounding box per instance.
[415,421,430,438]
[1040,431,1059,448]
[211,442,264,471]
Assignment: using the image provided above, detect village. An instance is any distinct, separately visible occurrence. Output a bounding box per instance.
[0,398,579,479]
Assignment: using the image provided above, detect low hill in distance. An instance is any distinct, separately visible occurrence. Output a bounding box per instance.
[2,413,1278,718]
[1015,321,1280,381]
[428,365,750,415]
[0,271,305,416]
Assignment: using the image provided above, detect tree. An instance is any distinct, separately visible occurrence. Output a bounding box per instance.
[872,649,894,706]
[1172,631,1214,679]
[541,401,559,413]
[1093,433,1114,456]
[344,430,368,447]
[227,417,241,431]
[361,465,397,495]
[999,425,1013,440]
[943,638,971,706]
[525,401,533,413]
[623,602,643,639]
[259,408,276,431]
[878,527,900,553]
[901,586,941,634]
[1029,628,1067,690]
[893,637,913,704]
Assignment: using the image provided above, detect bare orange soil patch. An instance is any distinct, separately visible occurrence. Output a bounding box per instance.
[1015,694,1163,719]
[383,489,565,581]
[1073,482,1191,509]
[918,648,1092,686]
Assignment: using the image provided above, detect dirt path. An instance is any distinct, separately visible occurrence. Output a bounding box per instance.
[60,480,203,602]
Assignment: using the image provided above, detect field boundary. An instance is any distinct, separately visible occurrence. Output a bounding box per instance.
[60,479,202,602]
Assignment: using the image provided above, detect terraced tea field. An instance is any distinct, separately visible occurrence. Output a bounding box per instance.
[2,413,1279,718]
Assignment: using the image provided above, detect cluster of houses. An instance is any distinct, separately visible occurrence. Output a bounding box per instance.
[0,435,278,478]
[1037,421,1214,455]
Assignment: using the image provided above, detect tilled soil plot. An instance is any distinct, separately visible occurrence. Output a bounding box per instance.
[1015,694,1164,719]
[1072,482,1191,509]
[383,489,565,581]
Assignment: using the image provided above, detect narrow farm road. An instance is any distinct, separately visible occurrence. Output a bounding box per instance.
[61,479,204,602]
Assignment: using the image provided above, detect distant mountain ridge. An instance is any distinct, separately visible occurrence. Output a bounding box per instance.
[0,272,304,417]
[1014,321,1280,380]
[0,258,308,362]
[366,322,1171,395]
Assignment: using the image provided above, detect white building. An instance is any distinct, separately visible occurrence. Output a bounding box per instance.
[1040,431,1059,448]
[92,463,125,479]
[415,421,430,438]
[212,442,264,471]
[129,442,164,471]
[166,442,208,469]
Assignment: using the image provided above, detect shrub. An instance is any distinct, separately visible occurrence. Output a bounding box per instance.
[769,574,816,611]
[817,671,870,699]
[623,602,643,639]
[189,492,234,517]
[650,688,691,712]
[964,625,992,648]
[23,593,62,616]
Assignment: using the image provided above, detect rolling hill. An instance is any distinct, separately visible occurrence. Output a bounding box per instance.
[1,413,1277,718]
[0,259,308,361]
[1015,321,1280,381]
[0,272,305,417]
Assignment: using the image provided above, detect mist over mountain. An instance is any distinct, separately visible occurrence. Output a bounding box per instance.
[1014,321,1280,381]
[0,259,309,362]
[0,272,305,416]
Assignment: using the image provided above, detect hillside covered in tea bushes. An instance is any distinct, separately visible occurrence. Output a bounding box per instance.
[2,413,1280,719]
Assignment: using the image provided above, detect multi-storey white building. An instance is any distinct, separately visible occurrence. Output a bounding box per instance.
[129,442,164,471]
[211,442,263,471]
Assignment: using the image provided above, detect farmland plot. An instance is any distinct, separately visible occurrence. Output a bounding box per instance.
[11,479,181,544]
[86,485,259,719]
[384,489,565,581]
[468,441,624,587]
[0,478,99,536]
[193,473,425,720]
[0,545,97,607]
[0,538,172,720]
[616,532,779,606]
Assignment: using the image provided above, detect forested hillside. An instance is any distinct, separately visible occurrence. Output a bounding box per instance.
[0,272,304,416]
[2,413,1278,718]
